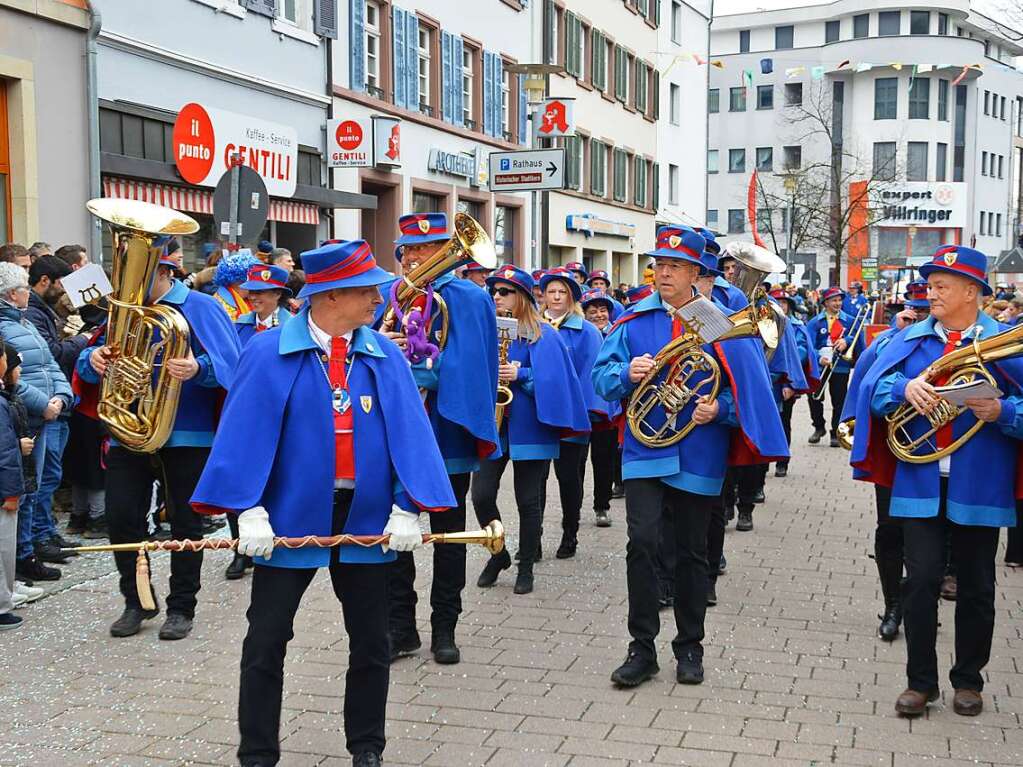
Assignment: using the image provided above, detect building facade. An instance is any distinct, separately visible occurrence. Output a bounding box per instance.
[331,0,534,273]
[0,0,92,248]
[708,0,1023,289]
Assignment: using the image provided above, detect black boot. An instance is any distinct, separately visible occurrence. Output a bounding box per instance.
[225,553,252,580]
[555,534,577,559]
[736,507,753,532]
[875,534,904,642]
[774,462,788,478]
[513,563,534,594]
[808,427,826,444]
[477,549,512,587]
[431,630,461,664]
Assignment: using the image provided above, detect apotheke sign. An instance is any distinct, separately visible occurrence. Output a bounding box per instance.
[428,148,476,180]
[869,182,966,229]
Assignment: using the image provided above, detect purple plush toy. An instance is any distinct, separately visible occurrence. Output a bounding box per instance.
[389,281,440,368]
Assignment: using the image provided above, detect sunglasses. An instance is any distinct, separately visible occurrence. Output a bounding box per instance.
[490,286,517,297]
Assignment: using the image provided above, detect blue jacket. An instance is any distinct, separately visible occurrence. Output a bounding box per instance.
[0,395,24,501]
[191,308,456,567]
[236,307,294,347]
[805,309,859,374]
[842,292,868,318]
[593,292,788,496]
[769,313,810,403]
[25,291,90,383]
[549,312,602,445]
[851,313,1023,527]
[713,277,748,311]
[0,300,72,427]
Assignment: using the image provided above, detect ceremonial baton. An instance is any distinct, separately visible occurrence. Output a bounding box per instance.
[62,521,505,611]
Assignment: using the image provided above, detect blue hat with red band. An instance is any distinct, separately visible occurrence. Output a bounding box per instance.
[699,251,723,277]
[486,264,537,305]
[904,278,930,308]
[625,284,655,305]
[646,226,706,267]
[531,269,546,282]
[918,244,992,295]
[581,288,614,312]
[394,213,449,249]
[464,261,493,273]
[240,264,293,297]
[298,239,393,299]
[564,261,587,279]
[695,227,721,255]
[587,269,610,285]
[821,286,846,302]
[540,266,583,302]
[153,236,181,270]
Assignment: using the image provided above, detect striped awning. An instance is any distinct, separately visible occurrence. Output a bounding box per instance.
[102,177,319,225]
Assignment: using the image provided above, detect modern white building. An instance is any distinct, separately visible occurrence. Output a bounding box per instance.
[708,0,1023,290]
[332,0,534,273]
[657,0,713,233]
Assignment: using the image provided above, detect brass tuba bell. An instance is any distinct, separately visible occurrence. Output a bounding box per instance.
[86,198,199,453]
[719,241,788,354]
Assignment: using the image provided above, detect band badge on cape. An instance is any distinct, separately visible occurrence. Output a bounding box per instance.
[417,219,431,234]
[668,235,682,249]
[943,251,958,266]
[361,395,373,413]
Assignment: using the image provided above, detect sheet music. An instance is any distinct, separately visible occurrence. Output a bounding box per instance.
[819,345,834,364]
[673,295,734,343]
[61,264,113,309]
[934,379,1003,406]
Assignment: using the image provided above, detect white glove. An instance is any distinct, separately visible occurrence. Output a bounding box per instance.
[382,507,422,553]
[237,506,276,559]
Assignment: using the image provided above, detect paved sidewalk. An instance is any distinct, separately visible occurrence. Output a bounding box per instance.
[2,401,1023,766]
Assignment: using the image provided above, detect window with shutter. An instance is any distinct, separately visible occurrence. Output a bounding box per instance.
[393,7,408,108]
[518,74,528,145]
[245,0,277,17]
[406,13,419,110]
[314,0,338,38]
[441,31,454,123]
[613,148,627,202]
[483,53,494,136]
[635,62,647,113]
[494,57,506,138]
[634,157,647,207]
[591,30,605,91]
[544,0,557,65]
[349,0,366,91]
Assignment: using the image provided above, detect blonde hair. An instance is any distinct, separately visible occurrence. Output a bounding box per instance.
[511,291,543,343]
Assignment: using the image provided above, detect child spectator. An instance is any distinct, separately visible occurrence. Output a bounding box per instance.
[0,342,27,629]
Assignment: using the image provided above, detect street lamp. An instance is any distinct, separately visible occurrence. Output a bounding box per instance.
[783,173,797,279]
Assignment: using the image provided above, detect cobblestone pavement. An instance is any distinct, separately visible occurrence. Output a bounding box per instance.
[3,402,1023,767]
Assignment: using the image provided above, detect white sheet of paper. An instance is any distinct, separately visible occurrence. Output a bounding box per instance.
[935,379,1003,406]
[819,345,834,364]
[674,295,734,343]
[61,263,113,309]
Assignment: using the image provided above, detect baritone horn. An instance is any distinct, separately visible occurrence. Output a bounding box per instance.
[85,198,199,453]
[886,323,1023,463]
[383,212,497,351]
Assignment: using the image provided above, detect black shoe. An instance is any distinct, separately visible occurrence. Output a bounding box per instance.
[352,753,382,767]
[225,553,252,580]
[736,510,753,532]
[555,535,577,559]
[774,463,788,478]
[706,584,718,607]
[33,541,70,564]
[158,613,193,641]
[513,566,534,594]
[724,505,735,523]
[676,652,705,685]
[808,428,825,444]
[66,516,87,535]
[0,613,23,631]
[47,534,80,556]
[83,518,108,540]
[611,652,659,687]
[15,556,60,582]
[110,605,160,637]
[752,488,765,504]
[477,549,512,587]
[594,508,611,527]
[389,632,422,662]
[611,483,625,499]
[878,607,901,642]
[148,526,173,542]
[431,632,461,665]
[829,436,840,448]
[717,554,727,576]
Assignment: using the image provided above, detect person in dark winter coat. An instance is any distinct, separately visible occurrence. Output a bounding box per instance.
[0,342,26,630]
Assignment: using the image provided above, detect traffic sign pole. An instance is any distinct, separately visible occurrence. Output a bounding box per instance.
[228,153,241,249]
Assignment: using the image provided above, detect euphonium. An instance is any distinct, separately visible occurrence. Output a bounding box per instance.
[495,311,514,431]
[382,212,497,350]
[886,323,1023,463]
[86,198,199,453]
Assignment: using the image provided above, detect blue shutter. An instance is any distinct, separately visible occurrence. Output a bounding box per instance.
[483,52,494,136]
[494,56,504,138]
[407,13,420,110]
[453,36,465,127]
[349,0,366,92]
[441,31,453,123]
[518,74,528,145]
[314,0,338,38]
[393,7,407,108]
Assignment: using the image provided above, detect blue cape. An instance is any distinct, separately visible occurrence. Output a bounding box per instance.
[235,308,295,347]
[769,311,810,394]
[166,281,241,389]
[554,313,604,417]
[529,324,591,434]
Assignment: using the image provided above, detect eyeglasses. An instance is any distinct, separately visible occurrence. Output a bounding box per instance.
[490,286,516,297]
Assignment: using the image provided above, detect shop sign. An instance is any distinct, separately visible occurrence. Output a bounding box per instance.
[428,148,476,180]
[868,182,966,229]
[173,102,297,198]
[372,116,401,167]
[566,213,637,239]
[327,117,372,168]
[535,98,575,139]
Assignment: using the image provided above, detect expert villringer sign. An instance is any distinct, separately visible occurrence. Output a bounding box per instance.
[173,102,298,198]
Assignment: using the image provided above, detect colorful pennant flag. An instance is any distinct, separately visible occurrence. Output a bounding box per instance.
[890,62,903,71]
[785,66,806,78]
[761,58,774,74]
[951,64,971,86]
[811,65,825,80]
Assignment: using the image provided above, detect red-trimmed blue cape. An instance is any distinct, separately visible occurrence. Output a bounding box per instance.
[191,308,456,567]
[769,310,810,395]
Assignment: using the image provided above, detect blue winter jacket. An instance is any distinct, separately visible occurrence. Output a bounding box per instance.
[0,300,72,427]
[0,395,24,501]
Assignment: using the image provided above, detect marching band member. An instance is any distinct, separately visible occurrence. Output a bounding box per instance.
[565,261,588,286]
[235,264,294,346]
[191,239,456,767]
[849,245,1023,717]
[769,288,820,477]
[843,280,868,317]
[587,269,611,292]
[540,267,598,558]
[381,213,499,665]
[473,266,589,594]
[76,248,240,640]
[212,252,258,321]
[581,289,621,527]
[806,286,857,447]
[461,260,493,288]
[531,269,547,307]
[699,230,748,311]
[593,226,787,688]
[624,284,654,307]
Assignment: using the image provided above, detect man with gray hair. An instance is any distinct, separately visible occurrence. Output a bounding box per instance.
[270,247,294,273]
[28,243,51,264]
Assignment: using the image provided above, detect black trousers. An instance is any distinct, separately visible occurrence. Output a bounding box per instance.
[902,483,1000,692]
[625,478,712,661]
[388,472,470,637]
[105,445,206,617]
[778,397,795,465]
[1006,502,1023,564]
[471,456,547,565]
[540,441,586,539]
[237,561,389,764]
[722,466,759,513]
[808,371,849,435]
[586,428,617,512]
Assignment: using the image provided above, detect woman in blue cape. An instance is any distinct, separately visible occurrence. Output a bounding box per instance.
[190,239,455,767]
[471,266,589,596]
[234,264,295,348]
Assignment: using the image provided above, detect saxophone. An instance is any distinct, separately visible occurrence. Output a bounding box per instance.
[495,311,515,431]
[86,198,199,453]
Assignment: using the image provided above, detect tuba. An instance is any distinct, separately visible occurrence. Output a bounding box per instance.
[86,198,198,453]
[886,323,1023,463]
[720,241,788,355]
[382,212,497,351]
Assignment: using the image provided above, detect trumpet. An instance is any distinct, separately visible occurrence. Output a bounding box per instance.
[812,299,872,402]
[495,311,514,431]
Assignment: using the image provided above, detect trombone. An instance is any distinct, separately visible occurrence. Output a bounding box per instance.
[812,299,872,401]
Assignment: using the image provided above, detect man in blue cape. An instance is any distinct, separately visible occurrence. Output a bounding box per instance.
[593,226,787,690]
[191,238,455,767]
[848,244,1023,719]
[806,286,860,446]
